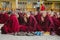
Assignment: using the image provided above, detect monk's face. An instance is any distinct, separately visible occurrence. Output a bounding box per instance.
[27,14,30,18]
[14,13,19,18]
[34,11,38,15]
[42,11,47,17]
[24,14,27,17]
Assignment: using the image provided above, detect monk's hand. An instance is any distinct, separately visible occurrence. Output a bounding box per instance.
[41,17,44,22]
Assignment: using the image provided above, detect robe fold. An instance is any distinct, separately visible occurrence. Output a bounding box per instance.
[43,15,54,32]
[35,14,54,32]
[18,13,24,25]
[0,13,9,24]
[3,13,9,23]
[18,13,27,32]
[0,14,4,23]
[10,14,20,33]
[35,14,43,31]
[57,17,60,22]
[51,17,60,35]
[27,15,38,32]
[1,14,20,34]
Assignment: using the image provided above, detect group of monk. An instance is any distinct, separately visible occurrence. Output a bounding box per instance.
[0,9,60,36]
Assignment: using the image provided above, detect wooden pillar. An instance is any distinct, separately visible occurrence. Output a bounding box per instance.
[11,0,16,10]
[16,0,18,8]
[0,1,2,10]
[51,2,55,10]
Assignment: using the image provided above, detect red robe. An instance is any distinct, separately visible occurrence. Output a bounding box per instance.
[18,12,24,25]
[57,17,60,22]
[3,13,9,23]
[35,13,43,31]
[40,5,45,11]
[35,14,54,32]
[27,15,37,32]
[18,13,27,32]
[10,14,20,33]
[51,17,60,35]
[1,14,20,34]
[0,13,4,23]
[0,12,9,24]
[44,15,54,32]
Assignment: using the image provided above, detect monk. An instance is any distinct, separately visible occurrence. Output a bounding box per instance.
[1,12,11,34]
[1,12,20,35]
[57,12,60,22]
[0,12,4,23]
[34,11,43,31]
[27,13,38,32]
[18,13,28,32]
[40,4,45,11]
[18,12,24,25]
[0,11,9,24]
[35,11,54,32]
[2,11,9,23]
[51,13,60,36]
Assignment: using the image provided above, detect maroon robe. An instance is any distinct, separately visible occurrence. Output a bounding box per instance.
[57,17,60,22]
[35,13,43,31]
[0,13,4,23]
[35,14,54,32]
[51,17,60,35]
[43,15,54,32]
[0,12,9,24]
[18,12,24,25]
[18,13,27,32]
[3,13,9,23]
[10,14,20,33]
[27,15,37,32]
[1,14,20,34]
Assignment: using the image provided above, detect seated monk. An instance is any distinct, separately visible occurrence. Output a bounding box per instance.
[19,13,28,32]
[0,11,9,24]
[36,11,54,32]
[1,12,20,35]
[51,13,60,36]
[27,13,38,33]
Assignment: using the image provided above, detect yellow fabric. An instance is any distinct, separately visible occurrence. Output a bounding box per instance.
[44,32,50,35]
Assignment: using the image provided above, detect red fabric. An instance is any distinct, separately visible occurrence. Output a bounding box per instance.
[0,14,4,23]
[41,5,45,11]
[43,15,54,32]
[18,13,28,32]
[35,13,41,24]
[35,14,54,32]
[20,25,27,32]
[10,14,20,33]
[3,13,9,23]
[0,13,9,24]
[35,14,43,31]
[57,17,60,22]
[27,15,38,32]
[2,14,20,34]
[51,17,60,35]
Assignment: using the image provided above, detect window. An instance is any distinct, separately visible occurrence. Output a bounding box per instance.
[18,2,27,10]
[55,3,60,9]
[2,1,11,9]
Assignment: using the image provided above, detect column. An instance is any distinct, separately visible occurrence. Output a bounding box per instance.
[16,0,18,8]
[0,1,2,9]
[51,2,55,10]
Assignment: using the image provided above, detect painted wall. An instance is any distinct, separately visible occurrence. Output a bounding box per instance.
[0,0,16,10]
[0,0,60,12]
